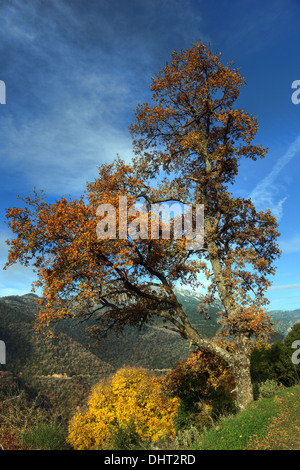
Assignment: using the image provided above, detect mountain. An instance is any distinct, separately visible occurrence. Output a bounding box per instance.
[173,286,223,334]
[0,293,114,419]
[0,289,223,375]
[268,309,300,337]
[0,290,298,373]
[0,293,113,377]
[54,287,225,370]
[1,290,298,421]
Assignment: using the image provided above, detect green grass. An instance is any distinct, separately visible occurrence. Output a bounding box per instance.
[192,385,300,450]
[21,423,72,450]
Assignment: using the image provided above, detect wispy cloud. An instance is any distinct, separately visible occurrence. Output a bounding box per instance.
[279,237,300,253]
[0,0,208,295]
[249,135,300,221]
[268,284,300,291]
[0,0,207,197]
[0,1,136,196]
[0,83,133,195]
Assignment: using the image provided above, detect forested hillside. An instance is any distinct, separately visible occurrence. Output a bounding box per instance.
[0,290,296,374]
[0,291,299,449]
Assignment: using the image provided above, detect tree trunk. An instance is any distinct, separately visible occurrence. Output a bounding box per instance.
[231,342,253,412]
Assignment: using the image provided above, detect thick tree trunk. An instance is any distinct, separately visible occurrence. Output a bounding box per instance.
[174,305,254,412]
[231,340,253,412]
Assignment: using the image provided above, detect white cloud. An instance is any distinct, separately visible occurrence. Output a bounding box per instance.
[2,118,132,196]
[0,0,209,199]
[0,1,137,196]
[5,78,133,198]
[268,284,300,291]
[249,134,300,221]
[0,263,38,297]
[279,237,300,253]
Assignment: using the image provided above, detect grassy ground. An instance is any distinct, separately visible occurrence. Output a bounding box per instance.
[192,385,300,450]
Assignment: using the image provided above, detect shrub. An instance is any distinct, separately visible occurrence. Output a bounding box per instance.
[173,425,202,450]
[0,388,54,445]
[251,323,300,387]
[161,348,235,430]
[0,431,22,450]
[67,367,179,450]
[255,379,284,400]
[21,423,71,450]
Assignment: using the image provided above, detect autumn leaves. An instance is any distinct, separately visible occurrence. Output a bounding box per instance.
[67,367,179,449]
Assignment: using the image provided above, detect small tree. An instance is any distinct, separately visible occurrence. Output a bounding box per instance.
[162,347,235,427]
[67,367,179,449]
[4,42,281,411]
[251,323,300,387]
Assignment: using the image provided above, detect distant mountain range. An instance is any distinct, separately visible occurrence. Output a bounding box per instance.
[266,308,300,337]
[0,289,299,418]
[0,289,298,373]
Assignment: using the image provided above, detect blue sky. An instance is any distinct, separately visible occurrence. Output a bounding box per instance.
[0,0,300,311]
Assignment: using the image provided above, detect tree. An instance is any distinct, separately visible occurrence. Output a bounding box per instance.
[4,42,281,411]
[251,323,300,387]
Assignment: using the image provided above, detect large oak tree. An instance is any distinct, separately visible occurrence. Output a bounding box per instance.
[4,43,280,411]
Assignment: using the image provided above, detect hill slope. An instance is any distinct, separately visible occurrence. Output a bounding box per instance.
[268,308,300,337]
[193,385,300,450]
[55,287,224,369]
[0,294,114,418]
[0,294,113,378]
[1,290,299,373]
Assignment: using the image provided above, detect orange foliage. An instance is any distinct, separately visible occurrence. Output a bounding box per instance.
[161,348,235,412]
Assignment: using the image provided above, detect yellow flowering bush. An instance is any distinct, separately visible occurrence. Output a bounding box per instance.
[67,367,179,449]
